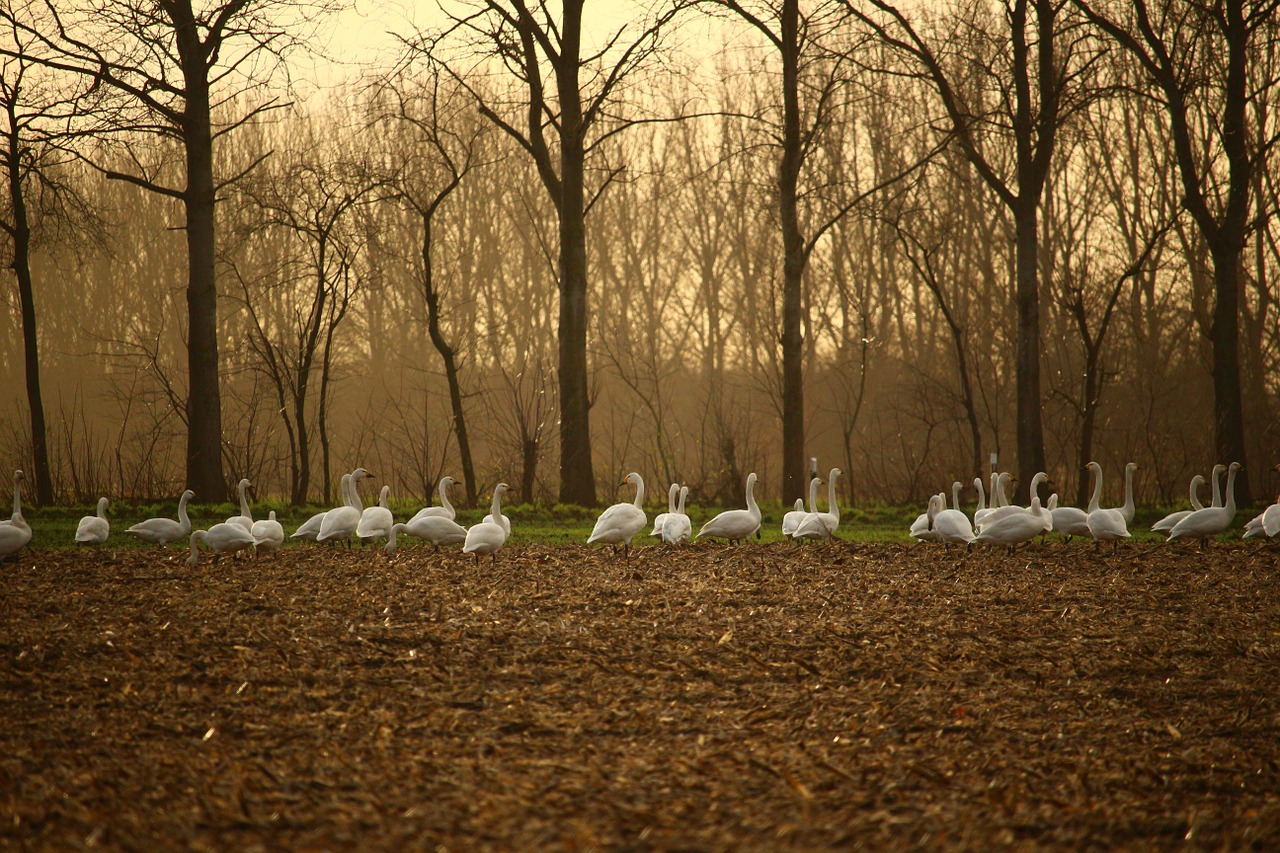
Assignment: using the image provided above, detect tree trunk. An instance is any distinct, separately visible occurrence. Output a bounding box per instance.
[1209,245,1250,500]
[1014,199,1046,495]
[778,0,806,504]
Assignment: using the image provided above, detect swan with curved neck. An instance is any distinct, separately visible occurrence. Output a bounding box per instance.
[1084,462,1130,553]
[227,479,254,531]
[662,486,691,543]
[933,482,976,547]
[387,513,468,554]
[1153,474,1207,535]
[1170,462,1242,545]
[795,468,843,542]
[358,484,395,544]
[318,468,374,545]
[0,471,32,560]
[589,472,648,556]
[127,489,195,545]
[411,476,458,522]
[783,477,820,540]
[187,522,256,565]
[252,511,285,553]
[464,483,511,562]
[76,497,111,548]
[976,494,1046,553]
[696,472,761,544]
[650,482,680,538]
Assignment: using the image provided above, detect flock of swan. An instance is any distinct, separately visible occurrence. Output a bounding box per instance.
[910,461,1278,552]
[0,459,1276,563]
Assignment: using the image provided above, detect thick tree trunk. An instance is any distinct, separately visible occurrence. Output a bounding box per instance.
[778,0,806,504]
[1210,247,1250,501]
[1014,200,1046,496]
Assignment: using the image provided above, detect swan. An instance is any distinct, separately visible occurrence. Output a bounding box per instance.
[783,478,819,540]
[411,476,457,522]
[1111,462,1138,524]
[589,472,649,556]
[226,478,254,531]
[933,481,976,547]
[291,480,337,542]
[696,472,761,544]
[126,489,195,545]
[252,511,285,553]
[975,472,1012,531]
[976,495,1047,553]
[1048,493,1090,540]
[649,482,680,538]
[464,483,511,562]
[794,468,843,542]
[910,492,946,541]
[1152,474,1206,535]
[358,484,395,544]
[318,467,374,545]
[1170,462,1242,545]
[662,486,692,543]
[981,472,1046,529]
[385,515,468,554]
[1084,462,1130,553]
[0,470,32,560]
[187,522,256,565]
[75,497,111,548]
[1207,463,1226,508]
[971,476,987,528]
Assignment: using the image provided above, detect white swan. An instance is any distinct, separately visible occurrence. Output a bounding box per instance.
[126,489,195,545]
[794,468,843,542]
[662,486,692,543]
[649,482,680,538]
[1084,462,1130,552]
[1170,462,1241,544]
[76,497,111,548]
[971,476,987,528]
[589,472,648,556]
[464,483,511,562]
[783,478,819,540]
[187,522,256,565]
[358,484,394,544]
[1111,462,1137,524]
[976,495,1047,553]
[0,471,32,560]
[1152,474,1206,535]
[910,492,946,541]
[933,481,976,547]
[411,476,457,522]
[226,478,254,531]
[318,467,373,545]
[981,472,1047,529]
[386,515,468,554]
[291,478,338,542]
[1048,493,1090,540]
[696,472,761,543]
[252,510,285,553]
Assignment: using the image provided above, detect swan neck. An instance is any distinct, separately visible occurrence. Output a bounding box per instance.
[350,477,365,512]
[668,484,678,514]
[826,472,839,519]
[490,487,503,518]
[98,498,108,519]
[439,481,455,517]
[10,474,20,520]
[1087,466,1103,513]
[677,488,687,513]
[633,476,645,509]
[808,479,819,512]
[178,493,192,531]
[239,481,251,517]
[745,476,759,516]
[951,482,962,511]
[1122,466,1135,513]
[1190,477,1204,511]
[974,478,986,512]
[1224,467,1238,514]
[1211,468,1223,507]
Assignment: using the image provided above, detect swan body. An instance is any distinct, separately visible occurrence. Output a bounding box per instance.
[126,489,195,545]
[187,522,256,565]
[252,511,285,553]
[464,483,511,561]
[1084,462,1130,550]
[910,492,946,541]
[661,486,691,543]
[291,510,327,542]
[1048,493,1090,539]
[783,478,820,539]
[589,472,648,555]
[1262,502,1280,538]
[226,478,254,531]
[386,515,468,554]
[649,482,680,538]
[318,468,373,545]
[696,472,761,543]
[411,476,457,522]
[76,497,111,547]
[976,496,1046,552]
[1170,462,1241,543]
[933,481,976,546]
[358,484,394,543]
[0,471,32,560]
[1153,474,1207,534]
[794,468,843,542]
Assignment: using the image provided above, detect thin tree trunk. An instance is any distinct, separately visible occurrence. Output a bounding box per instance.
[779,0,806,504]
[1014,200,1047,495]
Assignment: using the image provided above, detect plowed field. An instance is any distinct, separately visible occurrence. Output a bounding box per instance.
[2,541,1279,850]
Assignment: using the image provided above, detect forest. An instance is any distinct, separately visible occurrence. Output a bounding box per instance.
[1,0,1277,510]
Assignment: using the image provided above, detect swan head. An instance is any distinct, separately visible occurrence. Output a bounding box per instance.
[441,476,455,488]
[620,472,642,489]
[351,467,373,480]
[237,478,251,490]
[181,489,196,500]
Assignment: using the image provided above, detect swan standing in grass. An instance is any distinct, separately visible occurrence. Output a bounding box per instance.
[1152,474,1206,535]
[662,486,692,544]
[976,493,1047,553]
[358,484,394,544]
[589,472,648,557]
[292,477,343,543]
[126,489,195,545]
[76,497,111,548]
[783,478,819,540]
[386,514,468,554]
[1084,462,1130,553]
[1048,493,1090,540]
[411,476,457,522]
[465,483,511,563]
[910,492,946,541]
[933,482,976,547]
[252,511,285,553]
[226,478,254,531]
[0,471,32,561]
[696,472,761,544]
[187,522,256,565]
[1170,462,1241,545]
[794,468,843,542]
[980,472,1046,530]
[649,482,680,539]
[318,468,373,545]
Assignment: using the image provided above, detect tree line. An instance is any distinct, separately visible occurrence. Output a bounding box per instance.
[0,0,1277,508]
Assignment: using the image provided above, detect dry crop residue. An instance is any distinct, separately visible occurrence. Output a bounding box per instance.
[2,541,1279,850]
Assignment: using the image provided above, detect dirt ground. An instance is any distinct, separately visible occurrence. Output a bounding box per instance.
[2,540,1279,851]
